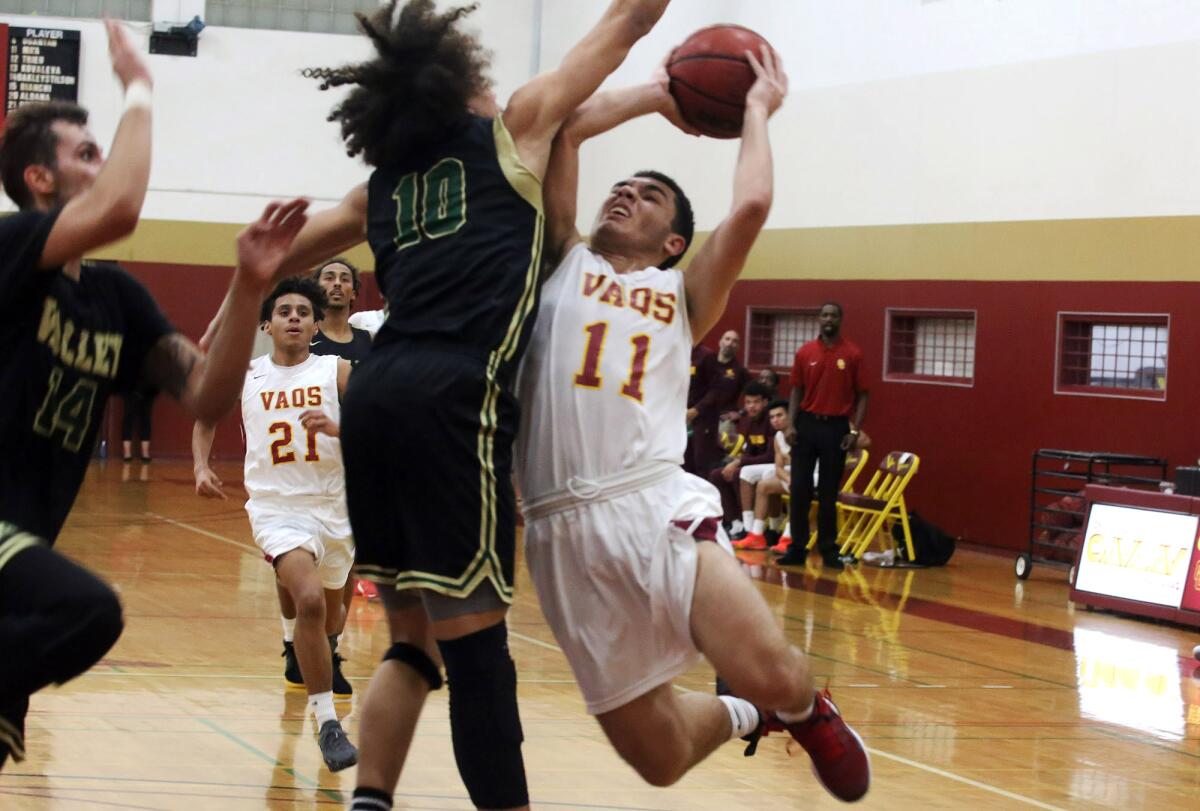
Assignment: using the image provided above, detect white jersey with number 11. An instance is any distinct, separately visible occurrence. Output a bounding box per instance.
[516,243,691,502]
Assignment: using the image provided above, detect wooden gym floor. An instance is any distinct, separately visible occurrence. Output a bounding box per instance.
[2,460,1199,809]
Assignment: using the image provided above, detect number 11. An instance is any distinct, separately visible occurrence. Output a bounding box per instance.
[573,322,651,402]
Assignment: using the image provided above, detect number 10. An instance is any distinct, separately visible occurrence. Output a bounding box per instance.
[573,321,650,402]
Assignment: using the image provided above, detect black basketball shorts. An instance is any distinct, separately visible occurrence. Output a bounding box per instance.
[342,345,518,604]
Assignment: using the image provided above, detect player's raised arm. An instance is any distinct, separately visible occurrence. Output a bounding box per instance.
[272,183,368,284]
[683,47,787,342]
[545,72,695,266]
[37,20,152,269]
[503,0,671,178]
[143,199,309,424]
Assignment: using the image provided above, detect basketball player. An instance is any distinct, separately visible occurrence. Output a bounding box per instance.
[269,257,372,691]
[311,258,373,362]
[199,2,679,807]
[0,21,308,769]
[192,277,357,771]
[514,49,870,801]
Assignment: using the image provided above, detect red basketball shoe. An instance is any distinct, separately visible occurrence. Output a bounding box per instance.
[785,690,870,801]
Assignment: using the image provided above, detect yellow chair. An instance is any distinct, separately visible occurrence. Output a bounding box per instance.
[835,451,921,561]
[803,449,871,551]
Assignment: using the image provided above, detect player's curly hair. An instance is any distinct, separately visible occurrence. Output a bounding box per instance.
[261,276,328,323]
[302,0,492,168]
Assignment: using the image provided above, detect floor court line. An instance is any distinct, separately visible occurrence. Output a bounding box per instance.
[509,625,1068,810]
[139,507,1076,808]
[145,512,260,558]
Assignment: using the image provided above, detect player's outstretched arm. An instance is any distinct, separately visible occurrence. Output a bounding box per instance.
[192,420,227,499]
[198,185,367,351]
[545,76,695,266]
[39,20,153,269]
[144,199,309,424]
[504,0,671,178]
[684,47,787,343]
[271,183,367,284]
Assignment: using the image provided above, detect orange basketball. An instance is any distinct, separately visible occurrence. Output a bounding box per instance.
[666,25,775,139]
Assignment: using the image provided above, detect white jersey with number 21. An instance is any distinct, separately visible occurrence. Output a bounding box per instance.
[241,353,344,501]
[516,243,690,502]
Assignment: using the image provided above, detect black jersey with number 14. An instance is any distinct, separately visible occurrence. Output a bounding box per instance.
[366,114,543,386]
[0,210,174,542]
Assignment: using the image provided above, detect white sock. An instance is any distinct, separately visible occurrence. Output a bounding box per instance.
[781,522,791,538]
[741,510,754,530]
[718,695,760,740]
[751,518,765,535]
[776,695,816,724]
[281,616,296,643]
[308,690,337,727]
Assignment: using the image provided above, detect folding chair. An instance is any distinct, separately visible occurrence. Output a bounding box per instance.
[803,448,871,551]
[835,451,920,561]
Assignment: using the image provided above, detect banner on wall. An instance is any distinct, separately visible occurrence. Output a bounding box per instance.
[1073,503,1197,609]
[4,26,81,120]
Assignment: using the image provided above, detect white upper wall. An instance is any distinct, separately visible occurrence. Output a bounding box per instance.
[0,3,535,222]
[3,1,1200,230]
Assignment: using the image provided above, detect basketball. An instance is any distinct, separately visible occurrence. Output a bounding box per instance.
[667,25,775,138]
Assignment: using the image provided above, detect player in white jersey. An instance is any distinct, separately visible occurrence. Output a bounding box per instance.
[515,50,870,802]
[192,277,358,772]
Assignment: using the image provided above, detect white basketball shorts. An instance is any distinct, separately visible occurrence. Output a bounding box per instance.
[246,496,355,590]
[523,470,729,715]
[739,463,777,485]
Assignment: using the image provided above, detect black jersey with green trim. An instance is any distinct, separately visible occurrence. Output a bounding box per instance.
[0,209,174,542]
[366,114,543,384]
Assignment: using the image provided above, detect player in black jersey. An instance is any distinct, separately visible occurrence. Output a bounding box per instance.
[310,258,373,364]
[235,1,676,808]
[0,21,309,770]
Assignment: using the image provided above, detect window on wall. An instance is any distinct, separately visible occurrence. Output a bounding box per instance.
[0,0,377,34]
[0,0,151,21]
[747,309,820,368]
[885,309,976,386]
[1056,313,1168,399]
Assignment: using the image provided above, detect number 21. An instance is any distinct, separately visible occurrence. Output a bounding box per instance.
[573,322,650,402]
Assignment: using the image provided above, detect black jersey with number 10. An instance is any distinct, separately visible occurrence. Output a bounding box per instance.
[366,115,543,385]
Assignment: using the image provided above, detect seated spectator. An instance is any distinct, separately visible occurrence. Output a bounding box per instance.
[734,400,791,550]
[708,381,774,538]
[757,368,780,400]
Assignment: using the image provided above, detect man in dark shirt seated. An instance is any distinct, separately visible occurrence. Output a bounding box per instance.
[708,381,774,538]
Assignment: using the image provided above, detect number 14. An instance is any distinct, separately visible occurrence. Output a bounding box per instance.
[573,322,650,402]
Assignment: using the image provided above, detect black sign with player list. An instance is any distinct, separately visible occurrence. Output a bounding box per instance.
[5,27,81,114]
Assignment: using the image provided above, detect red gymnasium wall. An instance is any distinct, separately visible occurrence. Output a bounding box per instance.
[705,279,1200,551]
[107,260,1196,553]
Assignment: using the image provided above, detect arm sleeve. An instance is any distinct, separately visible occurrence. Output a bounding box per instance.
[112,267,177,392]
[852,346,867,392]
[0,209,61,311]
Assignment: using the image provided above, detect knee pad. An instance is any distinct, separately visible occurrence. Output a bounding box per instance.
[438,621,528,809]
[382,642,443,691]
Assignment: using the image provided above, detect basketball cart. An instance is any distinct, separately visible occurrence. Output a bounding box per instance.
[1017,449,1168,581]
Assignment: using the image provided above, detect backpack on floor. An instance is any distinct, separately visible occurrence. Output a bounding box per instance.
[894,512,956,566]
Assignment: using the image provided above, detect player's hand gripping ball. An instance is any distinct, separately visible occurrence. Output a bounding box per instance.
[666,24,777,138]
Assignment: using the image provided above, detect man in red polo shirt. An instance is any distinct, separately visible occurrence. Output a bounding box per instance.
[778,303,868,569]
